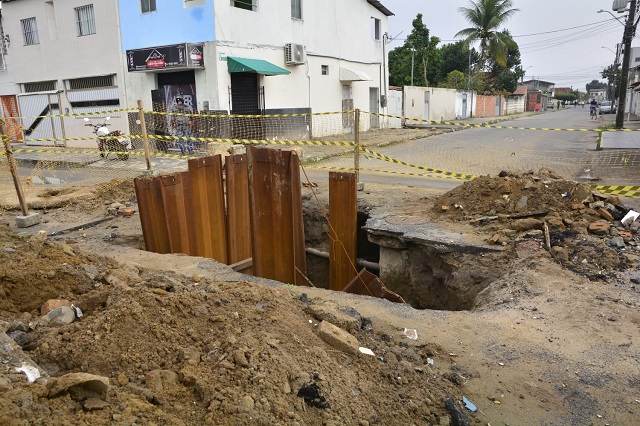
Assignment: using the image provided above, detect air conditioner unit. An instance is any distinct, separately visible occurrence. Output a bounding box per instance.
[284,43,305,65]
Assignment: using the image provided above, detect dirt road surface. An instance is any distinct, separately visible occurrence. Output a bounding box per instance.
[0,170,638,426]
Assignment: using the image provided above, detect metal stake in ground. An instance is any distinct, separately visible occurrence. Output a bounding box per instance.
[137,99,153,173]
[0,119,40,228]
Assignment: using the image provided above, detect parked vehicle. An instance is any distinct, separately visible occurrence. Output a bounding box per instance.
[600,101,615,114]
[546,101,554,109]
[84,117,130,160]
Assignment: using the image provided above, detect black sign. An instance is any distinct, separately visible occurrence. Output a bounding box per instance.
[127,43,205,72]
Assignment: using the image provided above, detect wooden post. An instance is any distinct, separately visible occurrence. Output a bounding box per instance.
[56,91,67,148]
[354,108,360,183]
[1,119,29,216]
[137,99,152,172]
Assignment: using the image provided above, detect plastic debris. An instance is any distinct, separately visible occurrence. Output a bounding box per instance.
[561,191,569,198]
[403,328,418,340]
[622,210,639,225]
[462,396,477,412]
[15,363,40,383]
[426,358,434,366]
[358,347,375,356]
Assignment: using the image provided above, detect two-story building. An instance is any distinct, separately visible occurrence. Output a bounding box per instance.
[119,0,393,137]
[0,0,392,142]
[0,0,127,143]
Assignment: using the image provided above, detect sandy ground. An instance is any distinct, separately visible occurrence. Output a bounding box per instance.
[0,171,638,426]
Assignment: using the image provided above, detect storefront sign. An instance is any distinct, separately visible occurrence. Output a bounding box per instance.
[127,43,205,72]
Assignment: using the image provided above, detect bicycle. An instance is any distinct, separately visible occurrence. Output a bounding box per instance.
[590,106,598,120]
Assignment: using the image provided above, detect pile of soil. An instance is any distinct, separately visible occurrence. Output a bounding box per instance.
[0,172,638,425]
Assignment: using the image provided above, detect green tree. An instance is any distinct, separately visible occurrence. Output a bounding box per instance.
[586,79,607,93]
[439,70,468,89]
[486,31,523,93]
[455,0,519,69]
[439,41,480,87]
[388,14,441,87]
[601,65,620,100]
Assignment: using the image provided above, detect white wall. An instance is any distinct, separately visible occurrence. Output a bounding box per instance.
[403,86,458,123]
[504,95,525,115]
[455,90,475,119]
[387,89,403,128]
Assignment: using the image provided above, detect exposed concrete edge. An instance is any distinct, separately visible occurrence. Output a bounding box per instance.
[364,215,503,254]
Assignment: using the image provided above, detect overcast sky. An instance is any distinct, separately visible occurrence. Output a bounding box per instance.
[385,0,635,91]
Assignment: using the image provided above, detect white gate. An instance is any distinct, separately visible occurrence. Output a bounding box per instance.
[17,91,63,146]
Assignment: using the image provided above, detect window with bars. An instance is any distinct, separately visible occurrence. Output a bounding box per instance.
[75,4,96,36]
[232,0,257,11]
[24,81,56,93]
[21,17,40,46]
[141,0,157,13]
[66,75,115,90]
[291,0,302,19]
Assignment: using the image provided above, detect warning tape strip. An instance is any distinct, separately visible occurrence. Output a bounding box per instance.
[360,147,476,180]
[146,134,355,146]
[147,110,349,118]
[369,112,638,132]
[591,185,640,198]
[8,108,138,121]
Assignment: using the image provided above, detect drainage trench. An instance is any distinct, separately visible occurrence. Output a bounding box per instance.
[303,206,502,311]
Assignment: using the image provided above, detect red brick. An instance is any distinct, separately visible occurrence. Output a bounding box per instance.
[597,208,614,222]
[588,221,610,236]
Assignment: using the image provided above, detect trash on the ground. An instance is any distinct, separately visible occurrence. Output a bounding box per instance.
[403,328,418,340]
[358,347,375,356]
[498,362,505,366]
[426,357,434,366]
[454,204,464,210]
[72,304,83,318]
[462,396,477,412]
[561,191,569,198]
[621,210,639,225]
[15,363,41,383]
[377,356,385,361]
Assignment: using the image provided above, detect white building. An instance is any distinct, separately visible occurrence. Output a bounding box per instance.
[0,0,127,143]
[119,0,393,138]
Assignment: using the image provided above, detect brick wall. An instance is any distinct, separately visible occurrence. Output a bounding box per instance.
[475,95,506,118]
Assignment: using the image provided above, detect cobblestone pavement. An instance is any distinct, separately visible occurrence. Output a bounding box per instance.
[308,109,640,187]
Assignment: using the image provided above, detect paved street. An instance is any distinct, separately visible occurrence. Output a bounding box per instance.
[311,107,640,188]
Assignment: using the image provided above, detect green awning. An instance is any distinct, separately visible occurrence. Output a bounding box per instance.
[227,57,290,76]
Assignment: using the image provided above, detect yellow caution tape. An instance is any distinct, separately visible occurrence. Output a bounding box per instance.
[148,110,349,118]
[359,147,476,180]
[146,134,355,146]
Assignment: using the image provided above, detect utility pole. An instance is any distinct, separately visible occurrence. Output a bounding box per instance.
[616,0,637,128]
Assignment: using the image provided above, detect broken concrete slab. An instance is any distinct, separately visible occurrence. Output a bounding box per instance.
[47,373,109,399]
[316,321,359,354]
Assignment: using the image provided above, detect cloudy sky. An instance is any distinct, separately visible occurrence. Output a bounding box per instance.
[385,0,634,91]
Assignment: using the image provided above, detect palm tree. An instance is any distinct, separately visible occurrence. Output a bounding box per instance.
[455,0,519,70]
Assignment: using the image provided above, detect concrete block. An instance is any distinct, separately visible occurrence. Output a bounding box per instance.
[316,320,359,354]
[41,299,72,316]
[16,212,41,228]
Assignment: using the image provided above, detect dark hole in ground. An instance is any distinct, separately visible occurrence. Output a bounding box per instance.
[297,382,330,409]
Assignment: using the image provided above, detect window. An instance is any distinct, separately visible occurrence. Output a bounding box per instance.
[75,5,96,36]
[141,0,156,13]
[321,65,328,75]
[371,17,380,40]
[67,75,116,90]
[21,17,40,46]
[24,80,56,93]
[232,0,257,11]
[291,0,302,19]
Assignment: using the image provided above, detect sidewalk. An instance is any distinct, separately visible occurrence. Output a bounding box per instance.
[600,113,640,149]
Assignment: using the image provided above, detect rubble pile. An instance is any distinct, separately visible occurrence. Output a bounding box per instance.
[435,169,639,279]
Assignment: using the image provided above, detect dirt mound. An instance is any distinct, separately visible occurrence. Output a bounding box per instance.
[430,169,640,281]
[0,226,468,425]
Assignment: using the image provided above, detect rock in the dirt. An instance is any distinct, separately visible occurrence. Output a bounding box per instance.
[572,185,592,203]
[81,264,100,280]
[240,395,254,411]
[42,306,76,325]
[3,247,15,253]
[610,236,626,248]
[551,247,569,262]
[41,299,72,316]
[233,349,249,368]
[48,373,109,400]
[84,397,111,411]
[588,221,610,236]
[444,394,471,426]
[516,196,528,211]
[631,221,640,233]
[305,304,361,332]
[146,369,178,393]
[8,330,29,347]
[316,321,359,354]
[512,218,543,231]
